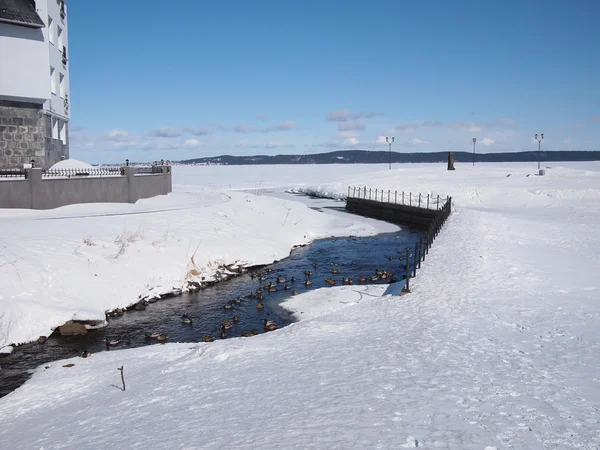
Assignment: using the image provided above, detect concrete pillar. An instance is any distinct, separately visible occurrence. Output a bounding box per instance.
[123,166,135,203]
[28,168,42,209]
[156,165,172,194]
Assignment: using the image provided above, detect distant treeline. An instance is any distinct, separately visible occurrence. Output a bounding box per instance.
[178,150,600,166]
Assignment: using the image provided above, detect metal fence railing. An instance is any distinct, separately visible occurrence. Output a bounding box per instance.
[42,167,124,178]
[0,168,28,179]
[346,185,452,295]
[347,186,450,211]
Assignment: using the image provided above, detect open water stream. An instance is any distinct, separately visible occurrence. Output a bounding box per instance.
[0,193,422,397]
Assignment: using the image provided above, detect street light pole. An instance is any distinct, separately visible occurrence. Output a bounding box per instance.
[472,137,477,167]
[386,136,395,170]
[535,133,544,170]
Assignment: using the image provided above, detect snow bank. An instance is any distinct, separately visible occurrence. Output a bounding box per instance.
[0,183,381,346]
[1,162,600,449]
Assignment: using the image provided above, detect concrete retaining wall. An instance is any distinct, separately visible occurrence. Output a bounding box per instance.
[346,197,439,229]
[0,165,172,209]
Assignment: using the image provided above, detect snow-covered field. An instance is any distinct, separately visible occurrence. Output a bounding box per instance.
[1,161,600,449]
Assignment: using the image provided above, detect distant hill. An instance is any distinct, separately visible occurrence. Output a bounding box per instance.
[178,150,600,165]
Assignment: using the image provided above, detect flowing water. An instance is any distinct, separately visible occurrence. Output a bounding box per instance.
[0,195,423,398]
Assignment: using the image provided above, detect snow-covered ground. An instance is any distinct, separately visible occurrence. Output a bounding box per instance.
[1,161,600,449]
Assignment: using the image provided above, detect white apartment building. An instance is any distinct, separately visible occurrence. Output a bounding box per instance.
[0,0,70,168]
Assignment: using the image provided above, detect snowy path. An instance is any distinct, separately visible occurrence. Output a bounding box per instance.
[1,163,600,449]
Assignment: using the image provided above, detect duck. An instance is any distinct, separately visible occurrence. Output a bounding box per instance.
[156,334,168,342]
[304,279,313,286]
[201,335,214,342]
[241,331,253,337]
[331,268,340,275]
[277,277,287,283]
[358,276,367,283]
[256,302,265,310]
[250,329,259,335]
[37,336,47,344]
[371,275,380,281]
[263,319,278,332]
[222,320,233,330]
[115,308,124,316]
[342,277,354,285]
[284,284,291,290]
[259,275,267,281]
[233,315,239,323]
[234,297,242,304]
[292,289,299,296]
[181,314,192,324]
[145,331,161,339]
[268,286,277,292]
[224,304,233,310]
[106,337,120,347]
[80,350,91,358]
[220,325,227,339]
[313,263,319,268]
[304,270,313,277]
[290,276,296,283]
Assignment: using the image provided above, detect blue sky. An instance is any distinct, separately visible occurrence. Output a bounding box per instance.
[67,0,600,163]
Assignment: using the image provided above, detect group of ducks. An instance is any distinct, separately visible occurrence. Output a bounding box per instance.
[134,311,279,344]
[250,264,395,293]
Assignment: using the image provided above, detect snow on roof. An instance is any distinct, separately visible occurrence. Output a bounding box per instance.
[48,159,93,170]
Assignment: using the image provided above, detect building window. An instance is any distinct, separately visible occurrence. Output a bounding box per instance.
[58,0,66,20]
[48,17,55,44]
[59,122,67,144]
[57,26,63,50]
[50,67,56,94]
[59,73,65,98]
[52,118,59,140]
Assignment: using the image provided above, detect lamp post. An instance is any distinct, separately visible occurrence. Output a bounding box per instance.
[535,133,544,170]
[386,136,395,170]
[472,137,477,166]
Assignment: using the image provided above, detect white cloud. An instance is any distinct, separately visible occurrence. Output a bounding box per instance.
[395,124,415,134]
[449,118,518,133]
[265,141,295,149]
[234,123,253,134]
[105,129,130,142]
[326,109,381,122]
[148,126,182,138]
[408,138,429,146]
[343,137,359,146]
[183,139,202,148]
[562,138,572,144]
[187,126,212,136]
[375,136,388,144]
[480,137,495,146]
[256,114,268,121]
[421,120,444,127]
[233,120,296,133]
[274,120,296,131]
[338,120,365,132]
[326,109,353,121]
